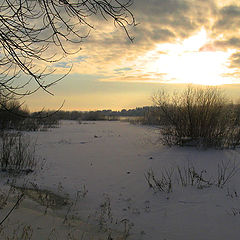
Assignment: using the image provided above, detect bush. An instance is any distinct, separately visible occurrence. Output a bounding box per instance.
[0,132,37,174]
[80,111,105,121]
[0,91,60,132]
[152,86,240,148]
[30,111,60,131]
[142,107,161,125]
[0,98,30,131]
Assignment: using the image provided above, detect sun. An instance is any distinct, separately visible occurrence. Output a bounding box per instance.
[165,50,233,85]
[141,28,235,85]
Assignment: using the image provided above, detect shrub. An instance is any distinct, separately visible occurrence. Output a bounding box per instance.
[0,132,37,174]
[0,98,29,131]
[80,111,105,121]
[0,94,60,132]
[31,111,60,131]
[152,86,240,148]
[142,107,161,125]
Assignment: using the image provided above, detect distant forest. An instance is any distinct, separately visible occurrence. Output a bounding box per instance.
[38,107,152,121]
[0,103,155,131]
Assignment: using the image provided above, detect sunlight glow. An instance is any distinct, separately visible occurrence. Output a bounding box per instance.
[139,28,236,85]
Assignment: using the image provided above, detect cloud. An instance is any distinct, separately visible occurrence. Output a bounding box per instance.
[47,0,240,85]
[99,72,168,83]
[210,3,240,69]
[73,56,88,62]
[214,37,240,49]
[54,62,72,69]
[213,5,240,32]
[114,67,132,73]
[199,37,240,52]
[66,0,216,73]
[199,43,218,52]
[228,52,240,68]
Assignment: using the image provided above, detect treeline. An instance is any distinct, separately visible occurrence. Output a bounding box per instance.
[37,107,151,121]
[0,100,154,131]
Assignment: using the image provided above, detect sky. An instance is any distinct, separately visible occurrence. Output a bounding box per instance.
[25,0,240,111]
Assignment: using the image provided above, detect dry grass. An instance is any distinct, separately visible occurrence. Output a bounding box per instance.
[0,132,37,174]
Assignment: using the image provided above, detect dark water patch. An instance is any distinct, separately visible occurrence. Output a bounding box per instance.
[13,185,68,209]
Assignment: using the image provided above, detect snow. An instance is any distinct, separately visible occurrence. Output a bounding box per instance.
[5,120,240,239]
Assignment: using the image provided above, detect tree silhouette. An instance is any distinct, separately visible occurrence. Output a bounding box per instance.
[0,0,135,99]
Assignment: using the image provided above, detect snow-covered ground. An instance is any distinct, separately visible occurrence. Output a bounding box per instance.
[8,120,240,239]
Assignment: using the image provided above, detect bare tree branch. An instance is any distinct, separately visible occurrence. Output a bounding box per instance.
[0,0,136,96]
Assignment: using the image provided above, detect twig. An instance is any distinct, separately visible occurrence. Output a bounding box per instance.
[0,193,24,226]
